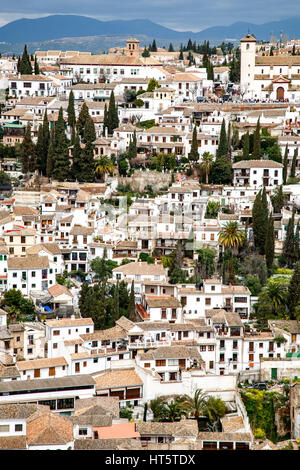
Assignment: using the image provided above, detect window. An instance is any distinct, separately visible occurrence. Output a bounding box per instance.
[200,345,206,351]
[53,330,60,336]
[34,369,40,378]
[49,367,55,376]
[79,428,88,436]
[0,425,9,433]
[15,424,22,432]
[205,298,211,305]
[209,361,214,369]
[155,360,166,367]
[144,363,151,368]
[208,345,214,351]
[53,343,58,349]
[27,348,33,354]
[83,361,87,367]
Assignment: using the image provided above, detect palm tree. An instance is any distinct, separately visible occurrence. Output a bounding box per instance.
[149,398,166,421]
[218,221,246,253]
[262,280,288,316]
[183,389,207,419]
[94,156,114,182]
[201,152,214,184]
[164,399,186,422]
[203,397,227,429]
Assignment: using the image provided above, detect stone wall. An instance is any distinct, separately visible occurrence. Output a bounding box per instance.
[118,169,172,193]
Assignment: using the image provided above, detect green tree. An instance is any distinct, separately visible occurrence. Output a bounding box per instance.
[283,211,297,267]
[271,185,286,213]
[146,78,160,92]
[265,213,275,273]
[142,47,150,57]
[290,148,298,178]
[288,261,300,317]
[252,188,268,254]
[95,156,114,182]
[189,126,199,163]
[168,43,174,52]
[20,123,35,174]
[34,56,40,75]
[128,280,136,322]
[252,118,261,159]
[46,130,55,178]
[242,131,250,160]
[67,90,76,134]
[52,107,70,181]
[76,102,89,138]
[107,91,119,135]
[283,145,288,184]
[218,221,246,253]
[210,155,232,184]
[41,111,50,176]
[19,45,32,75]
[201,152,213,184]
[102,103,108,136]
[183,389,207,419]
[216,119,227,158]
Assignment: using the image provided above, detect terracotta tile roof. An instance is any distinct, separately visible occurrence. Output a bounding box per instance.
[136,420,198,437]
[80,325,127,342]
[115,316,135,331]
[221,416,245,432]
[232,160,283,169]
[94,368,143,389]
[74,396,119,418]
[7,255,49,270]
[74,438,142,450]
[0,436,27,449]
[113,261,166,276]
[198,431,252,441]
[48,283,73,298]
[145,296,181,309]
[96,423,140,439]
[45,318,94,328]
[16,356,68,371]
[27,243,62,255]
[27,411,73,445]
[70,225,94,235]
[139,345,202,361]
[0,403,48,419]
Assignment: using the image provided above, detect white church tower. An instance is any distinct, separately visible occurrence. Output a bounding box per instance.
[240,34,257,99]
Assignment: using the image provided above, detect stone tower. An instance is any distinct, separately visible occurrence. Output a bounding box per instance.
[126,38,140,57]
[240,34,257,99]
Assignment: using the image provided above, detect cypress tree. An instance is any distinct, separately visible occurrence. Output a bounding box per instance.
[19,45,32,75]
[128,131,137,159]
[103,103,108,136]
[179,49,184,60]
[71,132,82,181]
[283,144,288,184]
[112,281,120,323]
[67,90,76,130]
[227,122,231,158]
[46,130,55,178]
[35,124,44,174]
[283,211,296,267]
[290,148,298,178]
[168,43,174,52]
[41,111,50,176]
[52,107,70,181]
[242,131,250,159]
[20,123,35,174]
[252,118,261,159]
[189,126,199,162]
[252,188,268,254]
[107,91,119,135]
[151,40,157,52]
[34,56,40,75]
[79,117,96,182]
[76,102,89,138]
[265,213,275,272]
[287,261,300,318]
[216,119,227,158]
[128,280,136,322]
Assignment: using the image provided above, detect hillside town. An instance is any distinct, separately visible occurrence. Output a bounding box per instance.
[0,34,300,452]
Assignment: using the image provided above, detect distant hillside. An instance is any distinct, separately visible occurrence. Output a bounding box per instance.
[0,15,299,54]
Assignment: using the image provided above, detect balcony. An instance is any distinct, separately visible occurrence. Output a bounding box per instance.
[129,339,171,349]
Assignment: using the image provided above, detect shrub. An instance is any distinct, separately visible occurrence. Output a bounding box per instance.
[254,428,266,440]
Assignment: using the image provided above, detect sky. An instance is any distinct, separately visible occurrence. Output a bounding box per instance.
[0,0,298,31]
